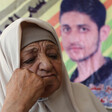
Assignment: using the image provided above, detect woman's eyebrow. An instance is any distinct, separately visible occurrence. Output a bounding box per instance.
[22,48,38,54]
[46,44,57,49]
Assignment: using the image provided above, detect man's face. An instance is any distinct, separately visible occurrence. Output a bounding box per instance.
[60,11,100,62]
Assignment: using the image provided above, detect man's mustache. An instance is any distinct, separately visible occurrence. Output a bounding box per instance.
[67,43,84,50]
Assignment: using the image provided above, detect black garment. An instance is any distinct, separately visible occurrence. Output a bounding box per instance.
[70,57,112,85]
[70,57,112,107]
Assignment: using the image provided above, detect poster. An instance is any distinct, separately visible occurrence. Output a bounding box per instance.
[0,0,112,108]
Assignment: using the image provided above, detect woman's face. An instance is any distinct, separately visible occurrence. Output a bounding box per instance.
[20,41,63,97]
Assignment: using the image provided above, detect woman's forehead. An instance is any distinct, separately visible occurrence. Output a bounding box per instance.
[21,40,58,51]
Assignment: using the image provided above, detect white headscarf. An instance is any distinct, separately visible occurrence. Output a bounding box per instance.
[0,18,107,112]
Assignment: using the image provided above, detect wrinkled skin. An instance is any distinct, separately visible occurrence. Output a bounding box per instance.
[2,41,63,112]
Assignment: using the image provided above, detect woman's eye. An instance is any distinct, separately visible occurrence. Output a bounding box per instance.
[48,54,58,59]
[23,57,35,64]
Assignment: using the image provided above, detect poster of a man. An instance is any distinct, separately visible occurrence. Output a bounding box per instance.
[60,0,112,108]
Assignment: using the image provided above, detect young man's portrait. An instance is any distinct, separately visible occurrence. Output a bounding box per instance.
[60,0,112,108]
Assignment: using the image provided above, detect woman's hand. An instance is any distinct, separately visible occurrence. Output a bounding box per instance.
[2,68,46,112]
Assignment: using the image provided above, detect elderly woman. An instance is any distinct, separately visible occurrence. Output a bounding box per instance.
[0,18,107,112]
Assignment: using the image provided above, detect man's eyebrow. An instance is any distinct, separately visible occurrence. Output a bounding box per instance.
[77,24,90,28]
[61,24,90,28]
[61,24,70,27]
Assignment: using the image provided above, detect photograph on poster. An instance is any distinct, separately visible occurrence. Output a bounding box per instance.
[60,0,112,108]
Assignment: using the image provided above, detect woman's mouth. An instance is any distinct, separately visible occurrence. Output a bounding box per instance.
[41,74,56,78]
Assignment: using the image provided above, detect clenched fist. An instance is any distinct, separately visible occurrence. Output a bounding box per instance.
[2,68,46,112]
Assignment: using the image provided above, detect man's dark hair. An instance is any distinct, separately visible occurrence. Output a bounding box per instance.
[60,0,106,30]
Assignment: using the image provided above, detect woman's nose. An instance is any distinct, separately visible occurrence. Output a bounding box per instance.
[29,54,53,75]
[38,55,53,72]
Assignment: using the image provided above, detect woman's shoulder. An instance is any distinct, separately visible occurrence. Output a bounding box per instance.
[71,82,89,92]
[71,82,94,101]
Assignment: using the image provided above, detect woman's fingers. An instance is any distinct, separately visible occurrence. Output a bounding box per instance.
[5,68,46,111]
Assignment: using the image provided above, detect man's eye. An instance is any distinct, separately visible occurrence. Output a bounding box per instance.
[80,27,88,32]
[23,57,35,64]
[62,27,71,33]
